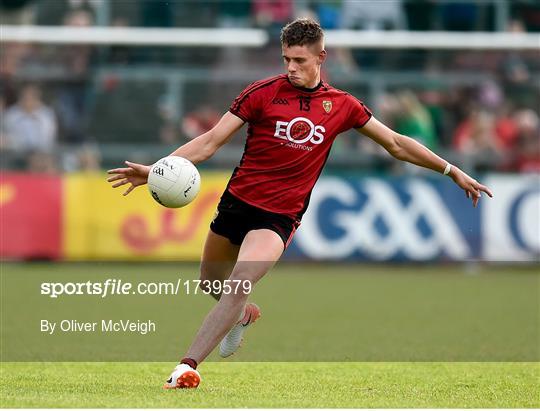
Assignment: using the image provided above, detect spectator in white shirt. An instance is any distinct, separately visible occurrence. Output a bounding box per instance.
[2,84,57,153]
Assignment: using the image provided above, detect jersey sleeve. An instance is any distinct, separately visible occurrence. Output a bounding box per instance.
[345,94,373,130]
[228,81,266,123]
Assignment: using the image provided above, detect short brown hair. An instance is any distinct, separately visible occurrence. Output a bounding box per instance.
[280,18,324,48]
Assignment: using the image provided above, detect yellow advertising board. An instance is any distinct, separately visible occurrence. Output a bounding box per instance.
[64,171,229,260]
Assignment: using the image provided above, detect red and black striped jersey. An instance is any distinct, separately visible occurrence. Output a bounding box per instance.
[227,74,372,220]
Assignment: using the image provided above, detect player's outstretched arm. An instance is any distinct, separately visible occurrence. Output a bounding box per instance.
[168,111,244,162]
[358,117,493,207]
[107,111,244,196]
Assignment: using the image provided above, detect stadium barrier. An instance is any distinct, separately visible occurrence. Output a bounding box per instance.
[1,172,538,262]
[288,174,539,262]
[1,171,229,261]
[0,173,62,260]
[3,25,538,50]
[63,172,229,260]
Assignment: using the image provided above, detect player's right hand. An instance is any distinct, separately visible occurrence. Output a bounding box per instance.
[107,161,151,196]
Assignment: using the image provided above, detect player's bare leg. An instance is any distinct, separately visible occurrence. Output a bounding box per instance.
[164,229,283,389]
[184,229,284,364]
[199,230,262,356]
[199,230,240,301]
[164,230,240,389]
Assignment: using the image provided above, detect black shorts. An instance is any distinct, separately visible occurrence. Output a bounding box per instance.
[210,190,300,247]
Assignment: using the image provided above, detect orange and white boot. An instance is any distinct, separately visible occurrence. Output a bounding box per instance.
[219,303,261,358]
[163,364,201,389]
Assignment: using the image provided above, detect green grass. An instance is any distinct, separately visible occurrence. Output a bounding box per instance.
[1,362,539,408]
[1,262,539,407]
[2,262,539,362]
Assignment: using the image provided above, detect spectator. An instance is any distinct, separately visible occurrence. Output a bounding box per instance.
[2,84,57,153]
[395,91,438,150]
[0,42,32,78]
[452,109,502,156]
[511,109,540,173]
[54,8,95,143]
[499,20,535,108]
[418,86,445,146]
[0,0,36,25]
[511,0,540,32]
[477,81,504,111]
[347,92,399,157]
[494,103,519,150]
[501,20,530,85]
[35,0,99,26]
[67,0,101,15]
[76,144,101,171]
[253,0,294,38]
[26,150,58,174]
[377,92,401,126]
[62,143,101,172]
[61,8,94,76]
[182,105,221,141]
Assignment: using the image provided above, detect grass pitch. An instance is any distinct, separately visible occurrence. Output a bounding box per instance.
[1,362,539,408]
[1,262,539,407]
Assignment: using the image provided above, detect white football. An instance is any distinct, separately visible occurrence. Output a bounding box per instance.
[147,156,200,208]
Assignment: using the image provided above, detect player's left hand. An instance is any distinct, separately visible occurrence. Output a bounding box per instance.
[450,167,493,207]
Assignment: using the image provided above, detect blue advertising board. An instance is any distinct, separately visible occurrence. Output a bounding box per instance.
[286,174,539,262]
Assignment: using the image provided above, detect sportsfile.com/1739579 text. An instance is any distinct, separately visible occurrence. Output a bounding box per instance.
[40,278,252,299]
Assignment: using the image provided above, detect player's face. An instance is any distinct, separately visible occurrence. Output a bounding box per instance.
[282,44,325,89]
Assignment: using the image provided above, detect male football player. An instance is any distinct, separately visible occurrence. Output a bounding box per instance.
[107,18,493,389]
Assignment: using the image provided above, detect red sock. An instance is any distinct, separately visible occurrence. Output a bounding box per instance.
[180,357,198,370]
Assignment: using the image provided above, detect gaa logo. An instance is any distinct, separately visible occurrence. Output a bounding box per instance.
[295,177,470,261]
[274,117,325,145]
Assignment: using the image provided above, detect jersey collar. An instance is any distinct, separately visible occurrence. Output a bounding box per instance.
[288,78,324,93]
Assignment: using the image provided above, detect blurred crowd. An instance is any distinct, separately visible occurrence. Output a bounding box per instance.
[0,0,539,173]
[371,88,540,172]
[2,0,540,31]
